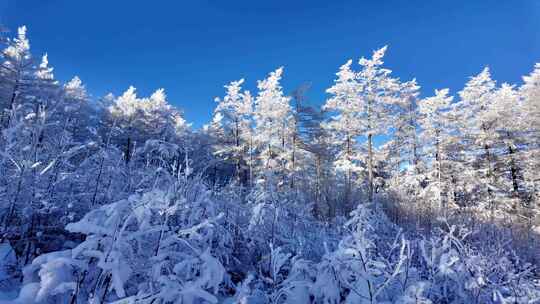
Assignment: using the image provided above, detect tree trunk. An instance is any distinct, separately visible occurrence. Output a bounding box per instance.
[368,133,374,203]
[3,80,19,128]
[91,155,105,206]
[435,134,444,212]
[507,142,520,195]
[4,168,24,232]
[291,132,296,190]
[125,137,131,164]
[345,133,352,209]
[409,101,419,173]
[249,135,253,188]
[484,143,495,221]
[235,118,241,183]
[315,155,321,218]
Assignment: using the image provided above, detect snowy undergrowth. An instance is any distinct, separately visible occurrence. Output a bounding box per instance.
[6,178,539,303]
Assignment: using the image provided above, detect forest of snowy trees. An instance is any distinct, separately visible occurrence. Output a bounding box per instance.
[0,25,539,303]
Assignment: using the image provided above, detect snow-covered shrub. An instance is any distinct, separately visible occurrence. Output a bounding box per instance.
[19,250,84,303]
[418,224,540,303]
[398,282,432,304]
[229,273,269,304]
[330,204,408,303]
[15,176,233,303]
[272,256,314,304]
[311,248,342,304]
[0,242,19,292]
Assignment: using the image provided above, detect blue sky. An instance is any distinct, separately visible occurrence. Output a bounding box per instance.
[1,0,539,128]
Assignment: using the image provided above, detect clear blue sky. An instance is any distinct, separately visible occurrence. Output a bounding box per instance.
[1,0,539,128]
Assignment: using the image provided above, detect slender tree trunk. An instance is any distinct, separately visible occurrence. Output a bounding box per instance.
[281,123,287,187]
[4,168,24,232]
[367,97,375,204]
[23,214,36,265]
[484,143,495,221]
[3,79,19,128]
[435,134,444,213]
[345,133,352,209]
[249,135,253,188]
[91,155,105,206]
[125,136,131,164]
[154,216,166,257]
[506,138,520,195]
[235,118,241,183]
[291,132,296,190]
[266,144,272,171]
[315,155,321,218]
[99,274,112,303]
[368,133,374,203]
[409,101,418,173]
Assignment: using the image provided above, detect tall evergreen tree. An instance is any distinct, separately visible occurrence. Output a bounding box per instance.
[253,67,293,186]
[324,59,364,208]
[418,88,453,211]
[212,78,253,184]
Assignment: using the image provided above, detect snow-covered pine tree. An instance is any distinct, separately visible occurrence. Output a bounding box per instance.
[385,79,423,214]
[104,86,187,175]
[520,63,540,211]
[212,78,253,184]
[325,46,400,205]
[0,26,33,128]
[489,84,526,208]
[253,67,293,188]
[292,84,335,217]
[324,59,365,209]
[389,79,421,174]
[356,46,401,203]
[455,67,498,215]
[104,86,142,165]
[418,88,454,214]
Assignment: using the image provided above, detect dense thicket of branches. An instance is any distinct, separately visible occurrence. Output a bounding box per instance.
[0,26,538,303]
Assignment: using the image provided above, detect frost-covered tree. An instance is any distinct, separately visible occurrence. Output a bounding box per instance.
[385,79,423,214]
[447,68,497,212]
[212,78,253,184]
[488,83,528,211]
[105,86,147,164]
[389,79,421,173]
[104,86,187,165]
[61,76,96,142]
[324,60,365,208]
[521,63,540,142]
[356,46,401,203]
[418,88,453,212]
[292,85,336,217]
[0,42,69,267]
[325,46,400,204]
[253,67,293,186]
[520,63,540,208]
[0,26,33,127]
